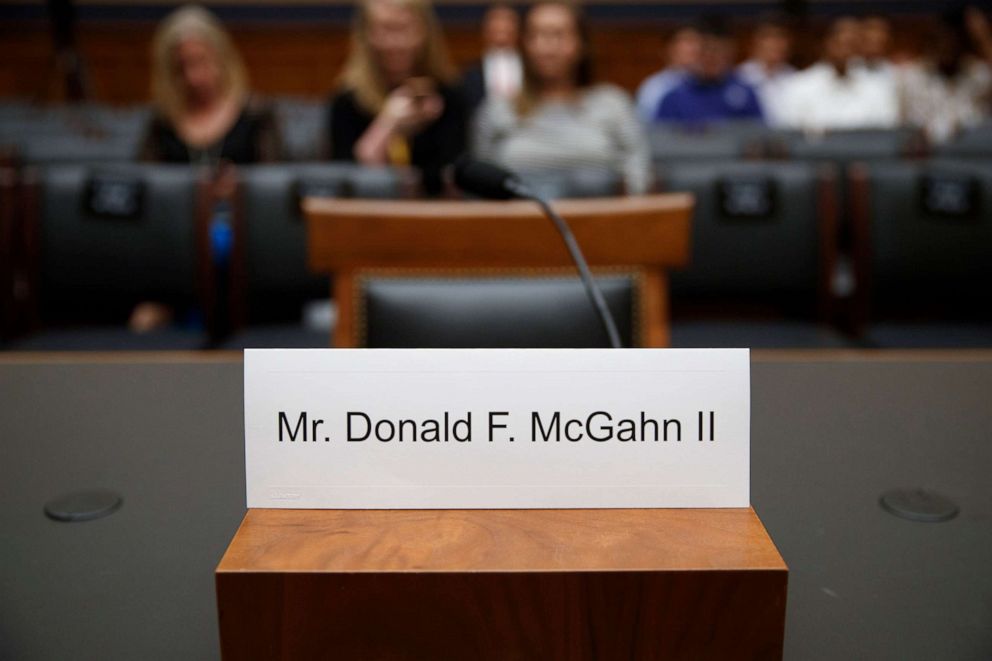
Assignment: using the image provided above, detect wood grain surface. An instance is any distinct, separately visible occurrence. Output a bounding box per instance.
[305,195,694,271]
[218,507,784,573]
[216,508,788,660]
[0,18,934,104]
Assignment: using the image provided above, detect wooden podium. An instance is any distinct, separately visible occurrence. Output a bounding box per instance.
[304,195,693,347]
[216,508,787,660]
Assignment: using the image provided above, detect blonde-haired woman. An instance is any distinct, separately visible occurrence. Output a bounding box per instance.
[142,4,279,164]
[329,0,467,195]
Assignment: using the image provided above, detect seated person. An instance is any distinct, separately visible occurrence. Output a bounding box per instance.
[736,17,795,127]
[859,15,896,75]
[899,7,992,143]
[461,4,523,113]
[654,17,764,125]
[328,0,467,196]
[142,5,279,165]
[472,1,650,194]
[635,24,702,123]
[777,17,899,131]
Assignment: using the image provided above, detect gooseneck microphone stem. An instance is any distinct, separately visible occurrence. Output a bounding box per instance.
[507,180,623,349]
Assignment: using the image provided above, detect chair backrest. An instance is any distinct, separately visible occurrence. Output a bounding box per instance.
[357,269,638,348]
[0,104,148,164]
[237,163,413,321]
[933,123,992,159]
[850,159,992,319]
[20,134,142,164]
[28,163,203,323]
[273,97,327,162]
[772,128,925,162]
[657,160,836,312]
[649,122,770,165]
[515,168,623,199]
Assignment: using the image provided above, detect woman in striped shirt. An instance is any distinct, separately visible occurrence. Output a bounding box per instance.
[472,1,651,195]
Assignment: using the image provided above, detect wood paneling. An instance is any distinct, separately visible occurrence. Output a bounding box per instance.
[216,507,788,660]
[0,16,933,104]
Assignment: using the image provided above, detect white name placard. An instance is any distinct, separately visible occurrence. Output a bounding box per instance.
[244,349,750,509]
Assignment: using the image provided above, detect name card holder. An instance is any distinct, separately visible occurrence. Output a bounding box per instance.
[217,349,786,660]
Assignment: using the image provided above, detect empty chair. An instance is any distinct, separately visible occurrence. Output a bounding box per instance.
[0,104,148,165]
[514,167,623,199]
[8,163,208,350]
[221,163,414,348]
[770,127,925,162]
[933,123,992,159]
[658,161,837,308]
[648,121,770,165]
[850,159,992,347]
[306,195,692,347]
[19,133,142,164]
[358,272,638,348]
[657,161,852,348]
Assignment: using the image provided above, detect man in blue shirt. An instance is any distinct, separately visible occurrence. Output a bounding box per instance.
[635,25,702,122]
[655,17,764,124]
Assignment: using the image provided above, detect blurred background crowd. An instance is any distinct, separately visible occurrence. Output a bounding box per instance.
[1,0,990,350]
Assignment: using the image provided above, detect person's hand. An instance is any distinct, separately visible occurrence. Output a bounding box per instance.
[380,80,444,136]
[128,302,173,333]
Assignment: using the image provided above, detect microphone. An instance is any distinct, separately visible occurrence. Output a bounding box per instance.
[453,158,623,349]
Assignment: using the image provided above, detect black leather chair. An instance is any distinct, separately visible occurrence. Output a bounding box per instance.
[273,97,327,162]
[514,168,623,199]
[851,159,992,347]
[648,121,770,166]
[657,160,853,348]
[356,271,638,348]
[6,163,208,350]
[0,104,148,165]
[933,123,992,159]
[221,163,414,349]
[770,127,926,162]
[658,161,835,306]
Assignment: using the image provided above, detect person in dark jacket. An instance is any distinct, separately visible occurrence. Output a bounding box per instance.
[142,5,279,166]
[328,0,467,196]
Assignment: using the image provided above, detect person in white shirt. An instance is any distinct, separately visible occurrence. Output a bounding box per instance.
[736,18,796,126]
[857,15,899,98]
[461,4,523,112]
[634,25,702,123]
[898,7,992,143]
[859,15,896,73]
[777,17,899,131]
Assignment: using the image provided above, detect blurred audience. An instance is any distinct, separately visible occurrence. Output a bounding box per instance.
[461,4,523,112]
[141,5,279,165]
[777,17,899,131]
[472,1,649,194]
[898,7,992,143]
[328,0,467,195]
[859,15,895,73]
[634,25,701,123]
[736,17,795,127]
[654,17,764,124]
